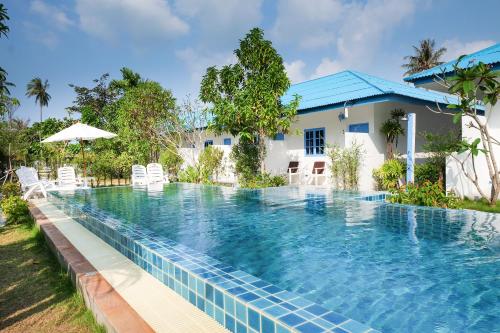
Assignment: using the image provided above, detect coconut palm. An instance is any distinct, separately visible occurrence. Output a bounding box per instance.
[26,78,51,123]
[0,3,10,38]
[402,39,447,76]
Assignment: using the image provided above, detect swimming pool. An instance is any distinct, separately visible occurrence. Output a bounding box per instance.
[49,183,499,333]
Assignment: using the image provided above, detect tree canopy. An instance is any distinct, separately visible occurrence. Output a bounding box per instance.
[402,39,447,76]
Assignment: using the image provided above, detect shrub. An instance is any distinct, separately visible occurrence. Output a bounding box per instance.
[1,182,21,198]
[373,159,405,190]
[159,147,183,179]
[199,146,224,183]
[230,139,260,183]
[388,181,460,209]
[1,196,33,225]
[178,165,201,183]
[415,162,441,185]
[240,173,286,188]
[328,142,364,190]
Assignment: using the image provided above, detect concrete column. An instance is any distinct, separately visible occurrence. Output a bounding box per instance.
[406,113,416,184]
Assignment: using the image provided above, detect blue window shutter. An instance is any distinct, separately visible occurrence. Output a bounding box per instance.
[223,138,231,145]
[274,133,285,141]
[204,140,213,148]
[348,123,369,133]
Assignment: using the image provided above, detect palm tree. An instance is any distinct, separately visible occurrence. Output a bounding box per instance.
[402,39,447,76]
[26,78,51,123]
[0,3,10,38]
[380,109,406,159]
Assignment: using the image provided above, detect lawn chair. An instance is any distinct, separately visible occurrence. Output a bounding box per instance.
[311,161,326,186]
[56,166,79,189]
[15,166,54,199]
[287,161,301,184]
[131,165,148,185]
[147,163,169,184]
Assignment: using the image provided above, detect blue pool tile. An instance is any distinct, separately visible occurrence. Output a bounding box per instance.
[280,302,297,311]
[296,309,316,320]
[225,314,236,332]
[340,320,372,333]
[174,266,181,281]
[235,301,247,323]
[189,274,196,290]
[280,313,306,327]
[288,297,314,308]
[239,292,260,302]
[248,307,260,331]
[261,315,276,333]
[236,321,247,333]
[189,290,196,305]
[251,280,271,288]
[267,295,282,304]
[321,312,348,325]
[205,284,214,302]
[276,324,292,333]
[206,301,214,318]
[263,285,282,294]
[276,291,297,302]
[250,297,274,310]
[215,307,225,325]
[295,322,325,333]
[264,304,290,318]
[332,327,349,333]
[224,294,235,315]
[215,289,224,308]
[227,286,248,295]
[196,279,205,295]
[311,317,336,330]
[196,296,205,311]
[253,289,271,297]
[304,304,329,317]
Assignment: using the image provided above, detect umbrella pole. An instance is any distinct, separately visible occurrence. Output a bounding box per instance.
[80,139,86,181]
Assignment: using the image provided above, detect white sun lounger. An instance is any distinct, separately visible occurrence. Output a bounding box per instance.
[131,165,148,185]
[15,166,55,199]
[56,166,79,190]
[146,163,169,184]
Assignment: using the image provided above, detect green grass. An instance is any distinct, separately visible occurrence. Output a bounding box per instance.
[459,198,500,213]
[0,222,105,333]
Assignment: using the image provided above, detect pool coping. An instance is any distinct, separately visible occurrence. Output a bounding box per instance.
[29,199,229,333]
[29,202,154,333]
[47,190,381,333]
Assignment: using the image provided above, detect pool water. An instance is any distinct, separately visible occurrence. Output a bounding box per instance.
[51,184,499,332]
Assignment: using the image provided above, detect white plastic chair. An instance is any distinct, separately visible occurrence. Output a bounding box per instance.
[146,163,169,184]
[57,166,78,189]
[131,165,148,185]
[15,166,54,199]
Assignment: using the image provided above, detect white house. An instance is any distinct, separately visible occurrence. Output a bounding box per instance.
[181,69,475,192]
[404,43,500,199]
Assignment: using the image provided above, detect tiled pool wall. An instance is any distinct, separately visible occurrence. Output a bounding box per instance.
[356,193,389,202]
[48,195,379,333]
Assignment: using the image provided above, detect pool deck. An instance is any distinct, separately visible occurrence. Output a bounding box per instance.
[30,199,229,333]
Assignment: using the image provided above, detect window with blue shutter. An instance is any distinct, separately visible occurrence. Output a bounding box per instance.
[223,138,231,145]
[274,133,285,141]
[304,128,325,156]
[348,123,369,133]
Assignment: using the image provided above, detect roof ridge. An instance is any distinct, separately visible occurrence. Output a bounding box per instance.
[348,70,387,94]
[290,70,351,87]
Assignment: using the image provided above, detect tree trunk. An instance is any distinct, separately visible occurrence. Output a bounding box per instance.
[258,129,266,174]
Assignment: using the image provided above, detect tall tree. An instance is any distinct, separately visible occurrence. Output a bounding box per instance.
[0,3,14,112]
[402,39,447,76]
[0,3,9,38]
[26,78,51,123]
[200,27,300,172]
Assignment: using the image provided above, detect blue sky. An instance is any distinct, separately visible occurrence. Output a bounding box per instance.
[1,0,499,122]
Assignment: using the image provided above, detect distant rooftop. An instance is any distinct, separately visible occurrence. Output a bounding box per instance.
[281,70,471,112]
[404,43,500,83]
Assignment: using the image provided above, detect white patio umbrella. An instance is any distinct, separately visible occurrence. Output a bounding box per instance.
[42,122,117,179]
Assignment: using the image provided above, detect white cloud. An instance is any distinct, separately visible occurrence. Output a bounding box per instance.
[174,0,262,48]
[443,39,496,61]
[75,0,189,43]
[284,60,308,83]
[30,0,74,30]
[273,0,416,77]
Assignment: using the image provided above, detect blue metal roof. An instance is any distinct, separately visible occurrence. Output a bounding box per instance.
[281,70,471,112]
[403,43,500,83]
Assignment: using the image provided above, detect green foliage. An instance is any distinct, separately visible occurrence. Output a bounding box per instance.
[373,159,405,190]
[1,196,32,224]
[380,109,405,159]
[200,27,300,171]
[1,182,21,198]
[230,139,260,183]
[0,3,9,38]
[402,39,447,76]
[328,142,364,190]
[388,181,460,209]
[198,146,223,183]
[178,166,200,183]
[113,152,134,180]
[415,162,441,185]
[239,173,286,188]
[159,147,183,179]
